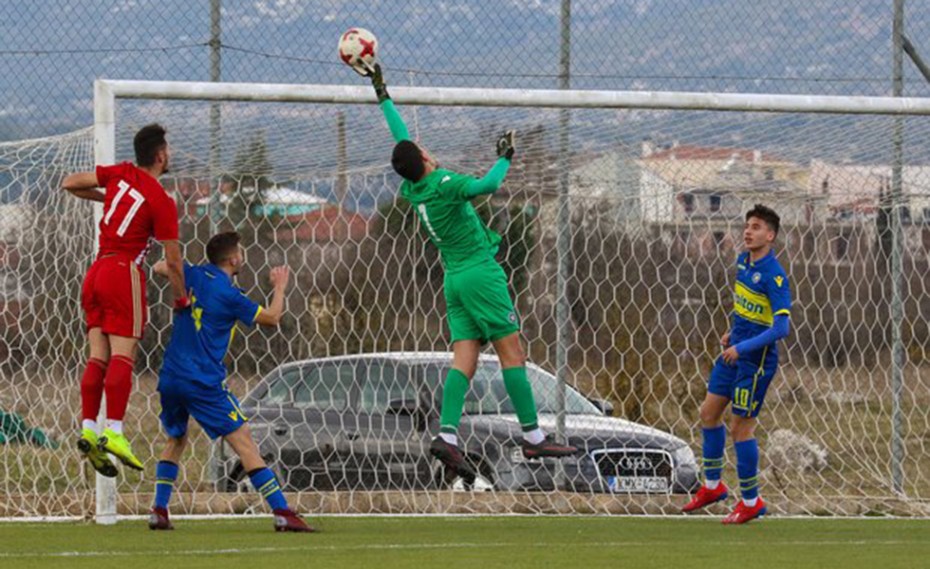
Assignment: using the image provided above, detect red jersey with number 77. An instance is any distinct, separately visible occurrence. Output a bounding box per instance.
[95,162,179,264]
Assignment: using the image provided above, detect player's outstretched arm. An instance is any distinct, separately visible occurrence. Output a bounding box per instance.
[162,240,190,310]
[61,171,105,202]
[366,64,411,142]
[461,131,515,198]
[255,266,290,327]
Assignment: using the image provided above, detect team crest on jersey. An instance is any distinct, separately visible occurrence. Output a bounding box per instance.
[508,312,517,323]
[752,272,762,284]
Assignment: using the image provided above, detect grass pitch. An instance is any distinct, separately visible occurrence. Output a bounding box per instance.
[1,516,927,569]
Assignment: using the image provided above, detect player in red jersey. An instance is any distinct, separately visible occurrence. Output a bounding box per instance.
[62,124,188,475]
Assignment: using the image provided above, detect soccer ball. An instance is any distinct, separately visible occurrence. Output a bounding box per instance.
[338,28,378,76]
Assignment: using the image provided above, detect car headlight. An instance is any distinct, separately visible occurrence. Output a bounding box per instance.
[509,445,582,465]
[673,445,697,467]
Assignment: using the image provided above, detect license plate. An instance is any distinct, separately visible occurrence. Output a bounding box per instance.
[607,476,669,492]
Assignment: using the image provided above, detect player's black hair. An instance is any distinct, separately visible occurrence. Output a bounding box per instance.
[134,123,168,167]
[746,204,781,236]
[392,140,425,181]
[206,231,241,265]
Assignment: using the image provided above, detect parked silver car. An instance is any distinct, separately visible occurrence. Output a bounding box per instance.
[213,352,699,494]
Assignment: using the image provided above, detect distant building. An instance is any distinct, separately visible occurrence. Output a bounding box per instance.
[0,204,32,339]
[194,186,329,219]
[544,142,820,232]
[562,143,819,226]
[0,204,31,243]
[809,159,930,224]
[534,143,836,260]
[275,206,371,243]
[637,143,817,225]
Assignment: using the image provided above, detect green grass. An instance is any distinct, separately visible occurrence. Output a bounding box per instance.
[1,516,928,569]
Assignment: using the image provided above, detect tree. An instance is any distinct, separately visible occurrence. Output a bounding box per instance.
[224,131,274,228]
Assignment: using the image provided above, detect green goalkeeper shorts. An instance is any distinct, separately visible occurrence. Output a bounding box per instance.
[444,257,520,344]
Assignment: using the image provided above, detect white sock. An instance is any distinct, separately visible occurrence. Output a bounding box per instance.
[106,420,123,434]
[524,429,545,445]
[439,432,457,446]
[743,497,758,507]
[705,479,720,490]
[81,419,97,432]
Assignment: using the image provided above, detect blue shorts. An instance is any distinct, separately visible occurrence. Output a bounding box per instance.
[157,369,247,440]
[707,348,779,418]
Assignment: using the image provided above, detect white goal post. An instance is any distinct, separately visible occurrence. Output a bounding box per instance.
[65,79,930,522]
[96,79,930,113]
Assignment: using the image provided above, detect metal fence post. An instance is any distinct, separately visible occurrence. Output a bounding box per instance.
[555,0,572,487]
[891,0,906,496]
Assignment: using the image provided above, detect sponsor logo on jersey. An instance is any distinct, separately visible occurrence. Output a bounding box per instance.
[735,294,764,315]
[733,282,773,325]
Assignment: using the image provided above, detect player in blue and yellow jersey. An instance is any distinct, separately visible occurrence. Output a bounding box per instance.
[359,63,577,485]
[683,205,792,524]
[147,232,314,533]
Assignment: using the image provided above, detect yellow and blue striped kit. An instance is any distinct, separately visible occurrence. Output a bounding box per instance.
[708,250,792,418]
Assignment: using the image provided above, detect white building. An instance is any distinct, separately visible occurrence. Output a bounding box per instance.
[637,144,815,224]
[563,143,817,227]
[0,204,33,241]
[808,159,930,223]
[196,186,329,218]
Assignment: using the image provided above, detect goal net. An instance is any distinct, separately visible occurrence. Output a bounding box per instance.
[2,80,929,519]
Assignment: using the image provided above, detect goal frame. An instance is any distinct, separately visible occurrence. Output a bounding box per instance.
[92,79,930,524]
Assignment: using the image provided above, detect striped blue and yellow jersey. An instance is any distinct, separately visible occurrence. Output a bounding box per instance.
[730,249,791,353]
[161,263,262,386]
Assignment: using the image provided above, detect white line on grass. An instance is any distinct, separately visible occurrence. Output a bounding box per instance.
[0,540,924,560]
[4,513,929,523]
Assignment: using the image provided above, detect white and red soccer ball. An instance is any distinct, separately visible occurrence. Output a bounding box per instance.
[338,28,378,75]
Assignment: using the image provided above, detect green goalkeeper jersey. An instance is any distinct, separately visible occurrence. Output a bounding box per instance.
[381,100,511,273]
[400,170,502,272]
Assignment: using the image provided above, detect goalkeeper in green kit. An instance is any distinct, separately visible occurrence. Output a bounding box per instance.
[362,64,577,483]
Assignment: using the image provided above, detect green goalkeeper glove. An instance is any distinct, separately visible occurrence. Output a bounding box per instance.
[496,130,515,160]
[366,63,390,103]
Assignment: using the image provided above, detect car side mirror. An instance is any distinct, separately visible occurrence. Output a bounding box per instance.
[387,398,420,415]
[387,397,432,432]
[587,398,614,416]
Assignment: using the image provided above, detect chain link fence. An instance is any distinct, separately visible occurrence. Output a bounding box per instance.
[3,1,930,518]
[4,1,930,141]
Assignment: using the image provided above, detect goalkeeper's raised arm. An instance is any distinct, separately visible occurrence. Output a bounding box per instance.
[462,131,514,197]
[367,64,410,143]
[365,62,514,197]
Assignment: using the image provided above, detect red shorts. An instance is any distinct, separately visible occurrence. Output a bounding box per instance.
[81,255,147,339]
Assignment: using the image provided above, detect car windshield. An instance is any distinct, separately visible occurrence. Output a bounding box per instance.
[258,364,351,410]
[421,361,600,416]
[257,358,603,416]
